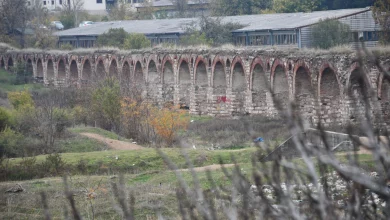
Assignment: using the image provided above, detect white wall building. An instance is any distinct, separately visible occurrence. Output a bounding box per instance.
[41,0,108,14]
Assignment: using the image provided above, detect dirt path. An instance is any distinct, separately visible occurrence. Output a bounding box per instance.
[80,133,143,150]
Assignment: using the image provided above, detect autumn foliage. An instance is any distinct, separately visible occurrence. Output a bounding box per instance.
[121,97,189,146]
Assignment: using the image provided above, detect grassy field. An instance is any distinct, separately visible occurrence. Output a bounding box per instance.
[68,126,129,141]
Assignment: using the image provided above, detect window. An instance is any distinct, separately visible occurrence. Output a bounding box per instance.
[59,0,62,4]
[51,0,54,4]
[97,0,102,3]
[273,34,297,45]
[43,1,46,5]
[249,35,271,46]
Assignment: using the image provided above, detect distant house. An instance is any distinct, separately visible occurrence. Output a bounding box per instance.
[54,8,380,49]
[134,0,210,18]
[38,0,109,14]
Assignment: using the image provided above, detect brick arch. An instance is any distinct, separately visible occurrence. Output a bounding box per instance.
[146,54,158,72]
[108,57,119,78]
[230,55,247,89]
[133,60,143,76]
[377,65,390,99]
[250,57,266,90]
[161,54,173,73]
[7,56,14,68]
[69,59,79,82]
[81,57,93,82]
[36,58,44,78]
[346,62,372,89]
[211,55,225,87]
[194,55,208,83]
[46,58,55,81]
[317,62,341,97]
[177,56,189,71]
[293,60,312,96]
[270,59,287,90]
[0,56,4,69]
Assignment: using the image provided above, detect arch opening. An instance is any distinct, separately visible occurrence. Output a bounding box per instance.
[213,61,226,95]
[109,59,118,78]
[0,57,4,69]
[58,59,66,81]
[22,59,33,84]
[121,61,131,92]
[36,59,44,79]
[162,61,174,105]
[96,60,105,81]
[133,61,145,97]
[7,57,13,70]
[295,67,313,120]
[47,59,55,85]
[147,60,159,104]
[252,64,267,110]
[380,73,390,121]
[179,61,191,108]
[348,67,370,121]
[195,60,208,114]
[82,60,92,84]
[70,60,78,86]
[272,65,288,110]
[319,67,341,124]
[232,62,246,113]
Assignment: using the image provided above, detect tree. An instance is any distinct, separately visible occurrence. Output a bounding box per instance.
[60,0,84,28]
[311,18,351,49]
[272,0,323,13]
[0,0,30,47]
[183,16,244,46]
[211,0,272,16]
[148,106,189,146]
[171,0,188,17]
[123,33,151,49]
[373,0,390,44]
[91,78,121,132]
[0,107,13,132]
[108,0,132,20]
[96,28,129,48]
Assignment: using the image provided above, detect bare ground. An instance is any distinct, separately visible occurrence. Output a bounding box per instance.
[79,133,143,150]
[177,164,235,172]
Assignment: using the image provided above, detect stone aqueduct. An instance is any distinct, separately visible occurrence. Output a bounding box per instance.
[1,49,390,126]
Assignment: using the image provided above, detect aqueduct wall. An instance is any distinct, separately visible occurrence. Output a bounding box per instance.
[1,48,390,126]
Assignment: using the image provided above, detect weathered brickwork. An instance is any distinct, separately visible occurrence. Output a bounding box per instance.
[1,48,390,126]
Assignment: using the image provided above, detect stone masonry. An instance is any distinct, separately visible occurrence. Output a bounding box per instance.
[1,48,390,126]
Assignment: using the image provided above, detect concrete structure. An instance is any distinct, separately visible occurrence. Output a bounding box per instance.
[1,47,389,127]
[54,8,380,49]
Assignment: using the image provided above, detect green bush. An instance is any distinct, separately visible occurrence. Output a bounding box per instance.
[181,32,213,46]
[123,33,151,49]
[0,127,25,157]
[0,107,13,131]
[96,28,129,48]
[311,18,351,49]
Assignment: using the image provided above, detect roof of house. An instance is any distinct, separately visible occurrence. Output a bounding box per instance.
[54,8,371,37]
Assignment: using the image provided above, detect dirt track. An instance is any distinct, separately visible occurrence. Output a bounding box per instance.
[80,133,143,150]
[178,164,235,172]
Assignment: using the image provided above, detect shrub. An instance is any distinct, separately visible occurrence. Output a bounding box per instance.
[311,18,351,49]
[148,106,189,146]
[123,33,151,50]
[181,32,213,46]
[8,89,34,110]
[0,127,25,157]
[96,28,128,48]
[60,43,73,50]
[0,107,13,131]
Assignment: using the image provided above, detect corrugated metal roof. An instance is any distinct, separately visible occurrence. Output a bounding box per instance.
[54,8,370,37]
